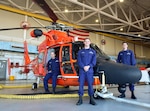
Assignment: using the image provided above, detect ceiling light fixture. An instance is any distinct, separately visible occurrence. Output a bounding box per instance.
[119,0,124,2]
[120,28,123,31]
[95,19,99,23]
[138,34,141,37]
[65,9,68,13]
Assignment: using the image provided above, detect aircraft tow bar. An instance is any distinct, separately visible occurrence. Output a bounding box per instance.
[94,71,150,108]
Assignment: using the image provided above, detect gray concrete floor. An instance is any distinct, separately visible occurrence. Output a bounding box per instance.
[0,80,150,111]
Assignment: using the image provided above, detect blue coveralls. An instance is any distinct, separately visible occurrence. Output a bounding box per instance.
[43,57,60,92]
[117,50,136,91]
[77,48,96,96]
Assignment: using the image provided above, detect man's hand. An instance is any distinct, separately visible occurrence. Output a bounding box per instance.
[84,65,90,72]
[48,70,52,73]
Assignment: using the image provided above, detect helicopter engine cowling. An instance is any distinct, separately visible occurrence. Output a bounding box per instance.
[30,29,43,38]
[95,58,142,84]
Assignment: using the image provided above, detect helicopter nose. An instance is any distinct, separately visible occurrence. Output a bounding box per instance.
[97,60,142,84]
[30,29,43,38]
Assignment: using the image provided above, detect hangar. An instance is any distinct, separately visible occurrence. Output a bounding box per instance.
[0,0,150,111]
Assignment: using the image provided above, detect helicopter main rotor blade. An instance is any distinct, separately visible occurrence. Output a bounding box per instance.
[32,0,58,23]
[0,27,44,31]
[81,28,150,41]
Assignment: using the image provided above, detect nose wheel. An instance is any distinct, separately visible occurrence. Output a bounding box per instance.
[94,71,113,99]
[94,85,113,99]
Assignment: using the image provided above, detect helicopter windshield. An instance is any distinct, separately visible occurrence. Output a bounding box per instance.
[72,41,110,60]
[90,43,110,60]
[38,52,44,63]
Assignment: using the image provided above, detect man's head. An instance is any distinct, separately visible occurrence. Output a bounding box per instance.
[122,42,128,50]
[84,38,91,48]
[50,51,56,59]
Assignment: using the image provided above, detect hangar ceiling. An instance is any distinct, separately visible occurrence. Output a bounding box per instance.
[0,0,150,44]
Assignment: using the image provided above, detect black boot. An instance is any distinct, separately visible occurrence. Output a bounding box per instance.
[45,90,51,94]
[118,93,125,98]
[76,96,82,105]
[118,84,126,98]
[89,96,96,105]
[52,87,56,94]
[131,91,136,99]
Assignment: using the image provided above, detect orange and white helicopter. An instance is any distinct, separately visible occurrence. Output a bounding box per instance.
[29,0,142,89]
[27,24,142,89]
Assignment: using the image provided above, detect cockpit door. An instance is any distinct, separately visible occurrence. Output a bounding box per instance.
[60,44,76,76]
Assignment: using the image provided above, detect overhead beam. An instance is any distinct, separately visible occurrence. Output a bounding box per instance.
[68,0,149,33]
[78,23,124,26]
[7,0,25,10]
[54,10,92,13]
[76,11,97,23]
[69,0,118,23]
[51,0,69,21]
[104,0,115,16]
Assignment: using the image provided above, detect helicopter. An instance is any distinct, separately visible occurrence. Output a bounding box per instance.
[29,0,142,88]
[0,0,142,93]
[28,25,141,89]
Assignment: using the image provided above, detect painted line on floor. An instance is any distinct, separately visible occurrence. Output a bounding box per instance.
[109,96,150,108]
[0,84,33,89]
[0,84,64,89]
[0,93,88,99]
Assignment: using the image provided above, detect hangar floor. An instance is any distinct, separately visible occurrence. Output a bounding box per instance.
[0,80,149,111]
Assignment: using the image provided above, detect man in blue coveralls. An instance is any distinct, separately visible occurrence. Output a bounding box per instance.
[117,42,136,99]
[76,38,97,105]
[44,51,60,94]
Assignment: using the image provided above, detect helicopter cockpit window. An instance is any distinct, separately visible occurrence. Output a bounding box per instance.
[62,46,73,74]
[72,42,84,60]
[72,41,110,60]
[90,43,110,60]
[38,52,44,63]
[46,47,60,64]
[46,48,55,64]
[72,42,84,75]
[62,46,70,62]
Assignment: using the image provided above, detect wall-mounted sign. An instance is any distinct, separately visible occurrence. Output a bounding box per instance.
[20,21,30,29]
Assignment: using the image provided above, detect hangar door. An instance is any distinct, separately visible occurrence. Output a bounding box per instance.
[0,60,7,80]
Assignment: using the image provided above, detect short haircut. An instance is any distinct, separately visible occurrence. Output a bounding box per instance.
[84,38,91,41]
[122,41,128,44]
[50,51,55,54]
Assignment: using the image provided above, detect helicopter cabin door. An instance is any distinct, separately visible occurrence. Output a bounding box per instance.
[60,44,76,76]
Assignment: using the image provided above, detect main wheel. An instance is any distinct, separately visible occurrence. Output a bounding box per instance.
[32,83,37,90]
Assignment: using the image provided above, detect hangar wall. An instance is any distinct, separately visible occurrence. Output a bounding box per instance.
[0,51,36,80]
[89,33,150,59]
[0,10,49,45]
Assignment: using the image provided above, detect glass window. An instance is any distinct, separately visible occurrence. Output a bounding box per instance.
[62,46,70,62]
[38,52,44,63]
[62,46,73,74]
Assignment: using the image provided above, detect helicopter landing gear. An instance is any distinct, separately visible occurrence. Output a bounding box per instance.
[32,83,37,90]
[64,86,69,88]
[32,76,41,90]
[94,85,113,99]
[94,71,113,99]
